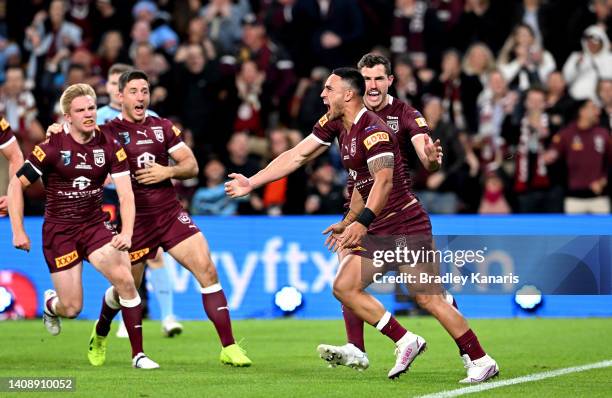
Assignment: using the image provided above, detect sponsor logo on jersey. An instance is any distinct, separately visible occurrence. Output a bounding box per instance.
[350,137,357,156]
[152,126,164,142]
[93,149,105,167]
[119,131,131,145]
[137,130,147,137]
[136,139,154,145]
[0,117,10,131]
[363,132,389,150]
[33,145,46,162]
[571,136,583,151]
[116,148,127,162]
[129,247,150,262]
[348,168,357,180]
[178,212,191,224]
[76,152,92,170]
[172,125,181,136]
[364,125,378,133]
[415,117,428,128]
[60,150,71,166]
[137,152,155,168]
[318,114,328,127]
[594,136,605,153]
[72,176,91,190]
[55,250,78,268]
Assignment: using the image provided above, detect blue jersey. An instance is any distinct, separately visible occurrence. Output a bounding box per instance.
[96,105,158,125]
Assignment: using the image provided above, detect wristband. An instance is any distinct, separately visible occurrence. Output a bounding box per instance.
[356,208,376,227]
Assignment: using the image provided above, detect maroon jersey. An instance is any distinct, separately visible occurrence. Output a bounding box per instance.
[100,116,185,213]
[0,116,16,149]
[312,95,430,207]
[25,128,129,224]
[552,123,611,192]
[313,108,413,232]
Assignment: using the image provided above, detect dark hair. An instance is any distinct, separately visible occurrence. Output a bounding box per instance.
[108,63,132,78]
[526,85,547,96]
[332,67,365,96]
[357,53,392,76]
[118,70,149,92]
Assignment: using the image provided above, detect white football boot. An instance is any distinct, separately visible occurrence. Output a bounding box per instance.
[162,316,183,338]
[387,332,427,379]
[116,320,129,338]
[459,354,499,383]
[42,290,61,336]
[317,343,369,371]
[132,353,160,369]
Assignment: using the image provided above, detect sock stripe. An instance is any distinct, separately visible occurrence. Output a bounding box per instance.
[376,311,392,331]
[119,295,141,308]
[201,283,222,294]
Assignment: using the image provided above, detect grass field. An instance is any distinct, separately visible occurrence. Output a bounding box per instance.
[1,318,611,397]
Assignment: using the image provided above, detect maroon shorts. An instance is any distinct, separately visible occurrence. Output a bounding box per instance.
[350,200,433,260]
[42,220,117,273]
[129,206,200,265]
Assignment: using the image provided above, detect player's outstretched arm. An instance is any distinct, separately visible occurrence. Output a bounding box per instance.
[8,173,33,252]
[0,139,24,215]
[112,174,135,251]
[412,134,443,172]
[225,134,327,198]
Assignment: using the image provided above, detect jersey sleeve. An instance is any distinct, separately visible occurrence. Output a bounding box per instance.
[164,119,186,154]
[0,117,16,149]
[310,114,339,145]
[25,139,55,178]
[110,138,130,178]
[403,107,431,138]
[361,127,395,164]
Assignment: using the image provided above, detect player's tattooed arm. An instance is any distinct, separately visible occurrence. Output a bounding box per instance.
[364,154,394,217]
[367,154,394,176]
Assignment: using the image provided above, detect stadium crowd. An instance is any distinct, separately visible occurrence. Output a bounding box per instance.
[0,0,610,215]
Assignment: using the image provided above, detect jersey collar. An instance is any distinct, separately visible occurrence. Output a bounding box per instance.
[353,107,367,124]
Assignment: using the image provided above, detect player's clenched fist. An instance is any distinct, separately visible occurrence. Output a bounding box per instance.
[13,230,31,252]
[224,173,253,198]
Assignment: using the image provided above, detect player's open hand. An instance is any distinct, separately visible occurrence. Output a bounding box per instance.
[13,230,31,252]
[45,123,63,137]
[0,195,8,216]
[323,222,346,252]
[135,162,172,185]
[424,134,443,166]
[338,222,367,251]
[111,233,131,251]
[225,173,253,198]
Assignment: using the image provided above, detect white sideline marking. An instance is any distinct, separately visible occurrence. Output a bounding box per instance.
[416,359,612,398]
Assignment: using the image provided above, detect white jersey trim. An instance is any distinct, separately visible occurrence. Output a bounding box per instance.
[25,160,43,176]
[309,133,331,146]
[0,135,16,149]
[353,107,368,124]
[367,152,394,163]
[411,133,426,143]
[168,141,186,154]
[111,170,130,179]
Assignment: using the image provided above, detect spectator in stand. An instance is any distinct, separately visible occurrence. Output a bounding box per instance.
[512,0,550,47]
[462,42,496,87]
[545,71,575,135]
[304,163,344,214]
[191,158,237,215]
[225,131,261,178]
[478,171,511,214]
[546,100,611,214]
[430,49,482,134]
[389,0,444,70]
[497,23,556,93]
[563,25,612,101]
[452,0,512,55]
[414,96,466,214]
[392,54,425,110]
[475,70,518,172]
[231,60,266,136]
[96,30,131,78]
[175,16,217,61]
[567,0,612,58]
[510,87,561,213]
[200,0,251,55]
[132,1,179,55]
[598,79,612,130]
[292,66,329,134]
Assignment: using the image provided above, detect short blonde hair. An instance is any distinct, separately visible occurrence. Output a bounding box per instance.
[59,83,97,114]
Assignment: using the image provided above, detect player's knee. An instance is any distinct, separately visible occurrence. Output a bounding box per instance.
[332,279,353,302]
[415,294,444,312]
[63,303,82,318]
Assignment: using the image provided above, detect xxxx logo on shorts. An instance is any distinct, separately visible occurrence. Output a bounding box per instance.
[55,250,78,268]
[129,248,150,262]
[0,117,10,131]
[33,145,46,162]
[363,132,389,150]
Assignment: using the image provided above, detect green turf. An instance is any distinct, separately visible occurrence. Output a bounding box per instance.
[1,318,611,397]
